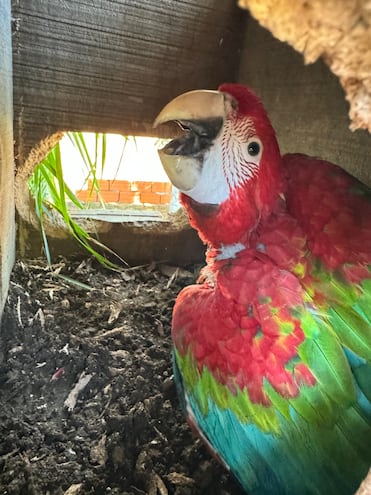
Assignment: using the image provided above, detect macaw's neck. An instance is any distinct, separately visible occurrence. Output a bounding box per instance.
[180,165,285,257]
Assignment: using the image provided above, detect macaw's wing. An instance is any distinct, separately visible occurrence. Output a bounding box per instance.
[283,153,371,400]
[172,230,371,494]
[283,153,371,272]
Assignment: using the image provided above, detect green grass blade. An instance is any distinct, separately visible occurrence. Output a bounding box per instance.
[53,273,93,290]
[28,134,124,270]
[71,131,105,208]
[112,135,129,181]
[69,131,94,170]
[101,133,107,173]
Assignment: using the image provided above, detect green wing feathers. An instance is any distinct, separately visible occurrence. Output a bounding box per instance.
[305,263,371,409]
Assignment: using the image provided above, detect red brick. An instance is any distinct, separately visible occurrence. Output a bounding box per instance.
[98,179,111,190]
[110,180,131,192]
[159,192,172,204]
[87,179,110,191]
[87,179,101,190]
[140,191,161,204]
[132,181,152,192]
[76,190,88,201]
[76,190,98,202]
[151,182,172,193]
[119,191,138,203]
[100,190,120,202]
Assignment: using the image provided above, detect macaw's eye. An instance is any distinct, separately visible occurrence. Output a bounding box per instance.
[247,141,261,156]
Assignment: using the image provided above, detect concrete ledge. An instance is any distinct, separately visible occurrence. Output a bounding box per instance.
[17,213,205,267]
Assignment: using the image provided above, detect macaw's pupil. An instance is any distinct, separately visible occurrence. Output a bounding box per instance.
[154,83,371,495]
[248,141,260,156]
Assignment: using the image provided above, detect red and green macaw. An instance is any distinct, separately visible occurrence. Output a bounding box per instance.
[154,83,371,495]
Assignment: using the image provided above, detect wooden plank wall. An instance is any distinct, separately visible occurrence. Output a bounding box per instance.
[12,0,246,168]
[239,17,371,187]
[0,0,15,318]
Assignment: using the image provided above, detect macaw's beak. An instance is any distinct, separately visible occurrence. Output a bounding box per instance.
[153,90,230,192]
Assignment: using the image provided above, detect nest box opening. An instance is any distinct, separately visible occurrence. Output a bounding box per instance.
[15,132,203,266]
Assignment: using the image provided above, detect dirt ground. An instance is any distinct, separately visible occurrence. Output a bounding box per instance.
[0,257,244,495]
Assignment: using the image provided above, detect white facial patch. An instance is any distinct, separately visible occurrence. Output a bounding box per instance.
[182,116,263,205]
[183,141,230,204]
[222,117,262,189]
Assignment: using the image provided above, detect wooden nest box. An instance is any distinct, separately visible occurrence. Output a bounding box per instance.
[1,1,370,333]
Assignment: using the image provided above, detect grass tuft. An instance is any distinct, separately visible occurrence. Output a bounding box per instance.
[28,132,127,270]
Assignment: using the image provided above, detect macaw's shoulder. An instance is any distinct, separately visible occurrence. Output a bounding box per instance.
[282,153,371,218]
[282,153,371,271]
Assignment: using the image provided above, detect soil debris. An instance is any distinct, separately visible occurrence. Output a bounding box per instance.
[0,258,244,495]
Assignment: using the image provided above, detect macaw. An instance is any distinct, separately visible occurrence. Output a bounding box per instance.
[154,83,371,495]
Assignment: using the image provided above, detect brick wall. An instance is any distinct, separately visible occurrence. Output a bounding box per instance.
[76,180,172,205]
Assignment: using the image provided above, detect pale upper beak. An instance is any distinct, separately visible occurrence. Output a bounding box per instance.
[153,89,227,128]
[153,90,233,192]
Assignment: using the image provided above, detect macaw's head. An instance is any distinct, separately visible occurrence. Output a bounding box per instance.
[154,83,284,254]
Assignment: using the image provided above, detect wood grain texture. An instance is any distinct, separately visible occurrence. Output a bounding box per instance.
[12,0,246,167]
[0,0,15,318]
[239,17,371,187]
